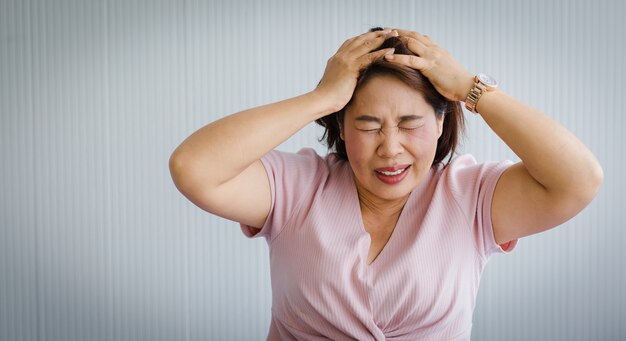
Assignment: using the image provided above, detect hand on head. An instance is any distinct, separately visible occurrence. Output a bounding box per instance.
[384,28,475,102]
[315,29,399,111]
[316,27,475,105]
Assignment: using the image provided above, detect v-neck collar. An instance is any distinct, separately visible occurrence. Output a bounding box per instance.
[346,167,418,269]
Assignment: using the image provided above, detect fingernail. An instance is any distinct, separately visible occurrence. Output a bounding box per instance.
[382,28,392,34]
[385,48,395,55]
[385,54,395,60]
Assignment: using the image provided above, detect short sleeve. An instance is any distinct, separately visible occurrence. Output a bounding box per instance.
[476,159,518,258]
[239,148,326,244]
[443,154,518,261]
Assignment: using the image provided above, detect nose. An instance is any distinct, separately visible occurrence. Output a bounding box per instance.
[376,127,404,158]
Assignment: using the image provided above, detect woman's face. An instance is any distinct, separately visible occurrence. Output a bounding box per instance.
[342,74,444,203]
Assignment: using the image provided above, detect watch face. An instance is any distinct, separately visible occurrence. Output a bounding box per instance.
[478,73,498,87]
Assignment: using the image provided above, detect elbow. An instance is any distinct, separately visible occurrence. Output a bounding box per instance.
[593,161,604,186]
[169,151,192,188]
[169,152,202,201]
[169,152,183,179]
[168,151,220,198]
[587,161,604,200]
[572,161,604,209]
[554,160,604,215]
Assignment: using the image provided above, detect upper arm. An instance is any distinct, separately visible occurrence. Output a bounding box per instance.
[491,162,586,244]
[171,158,271,229]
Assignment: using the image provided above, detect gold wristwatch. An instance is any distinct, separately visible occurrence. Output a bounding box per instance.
[465,73,498,114]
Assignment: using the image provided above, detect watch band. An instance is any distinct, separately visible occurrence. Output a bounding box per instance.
[464,76,485,114]
[465,74,498,114]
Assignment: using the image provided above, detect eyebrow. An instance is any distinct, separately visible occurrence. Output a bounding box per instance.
[354,114,423,123]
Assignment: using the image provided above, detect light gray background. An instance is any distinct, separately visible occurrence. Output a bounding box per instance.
[1,0,624,340]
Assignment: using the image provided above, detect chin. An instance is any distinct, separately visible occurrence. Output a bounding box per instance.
[373,187,414,201]
[367,168,422,199]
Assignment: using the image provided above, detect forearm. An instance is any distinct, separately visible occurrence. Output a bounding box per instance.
[170,90,336,187]
[474,88,603,198]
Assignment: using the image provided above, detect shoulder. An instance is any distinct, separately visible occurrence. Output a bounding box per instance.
[435,154,514,197]
[265,147,329,163]
[263,147,325,167]
[261,147,341,181]
[440,154,479,172]
[438,154,513,180]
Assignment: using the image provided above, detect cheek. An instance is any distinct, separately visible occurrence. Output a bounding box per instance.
[344,134,375,170]
[345,134,367,158]
[405,127,441,146]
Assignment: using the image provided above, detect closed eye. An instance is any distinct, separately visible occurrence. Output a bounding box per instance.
[357,128,381,133]
[356,124,422,134]
[399,122,424,131]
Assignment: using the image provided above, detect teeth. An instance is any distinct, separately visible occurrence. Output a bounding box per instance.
[377,167,407,176]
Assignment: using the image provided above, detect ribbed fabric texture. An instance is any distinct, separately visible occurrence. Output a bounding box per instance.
[240,148,517,340]
[2,0,621,340]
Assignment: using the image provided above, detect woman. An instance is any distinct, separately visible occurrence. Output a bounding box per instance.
[169,27,603,340]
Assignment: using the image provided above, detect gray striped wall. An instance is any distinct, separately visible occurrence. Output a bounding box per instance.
[1,0,623,340]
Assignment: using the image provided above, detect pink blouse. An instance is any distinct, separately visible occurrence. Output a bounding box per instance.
[240,148,518,340]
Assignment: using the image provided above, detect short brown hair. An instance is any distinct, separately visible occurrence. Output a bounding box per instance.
[315,27,465,166]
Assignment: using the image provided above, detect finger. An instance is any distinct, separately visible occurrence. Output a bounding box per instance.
[346,28,394,51]
[356,47,396,69]
[384,53,429,71]
[392,28,434,45]
[337,34,363,51]
[397,36,428,56]
[393,28,432,44]
[348,29,398,55]
[336,30,386,54]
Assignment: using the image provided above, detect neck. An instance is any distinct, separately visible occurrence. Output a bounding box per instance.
[355,182,410,219]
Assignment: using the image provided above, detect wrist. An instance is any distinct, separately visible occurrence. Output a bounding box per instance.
[310,89,347,115]
[307,89,345,117]
[463,73,499,113]
[475,88,503,116]
[459,74,476,102]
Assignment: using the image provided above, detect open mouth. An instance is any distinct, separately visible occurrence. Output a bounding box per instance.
[374,165,411,184]
[375,166,410,176]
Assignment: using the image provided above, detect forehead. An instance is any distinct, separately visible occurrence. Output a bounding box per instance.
[346,74,434,117]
